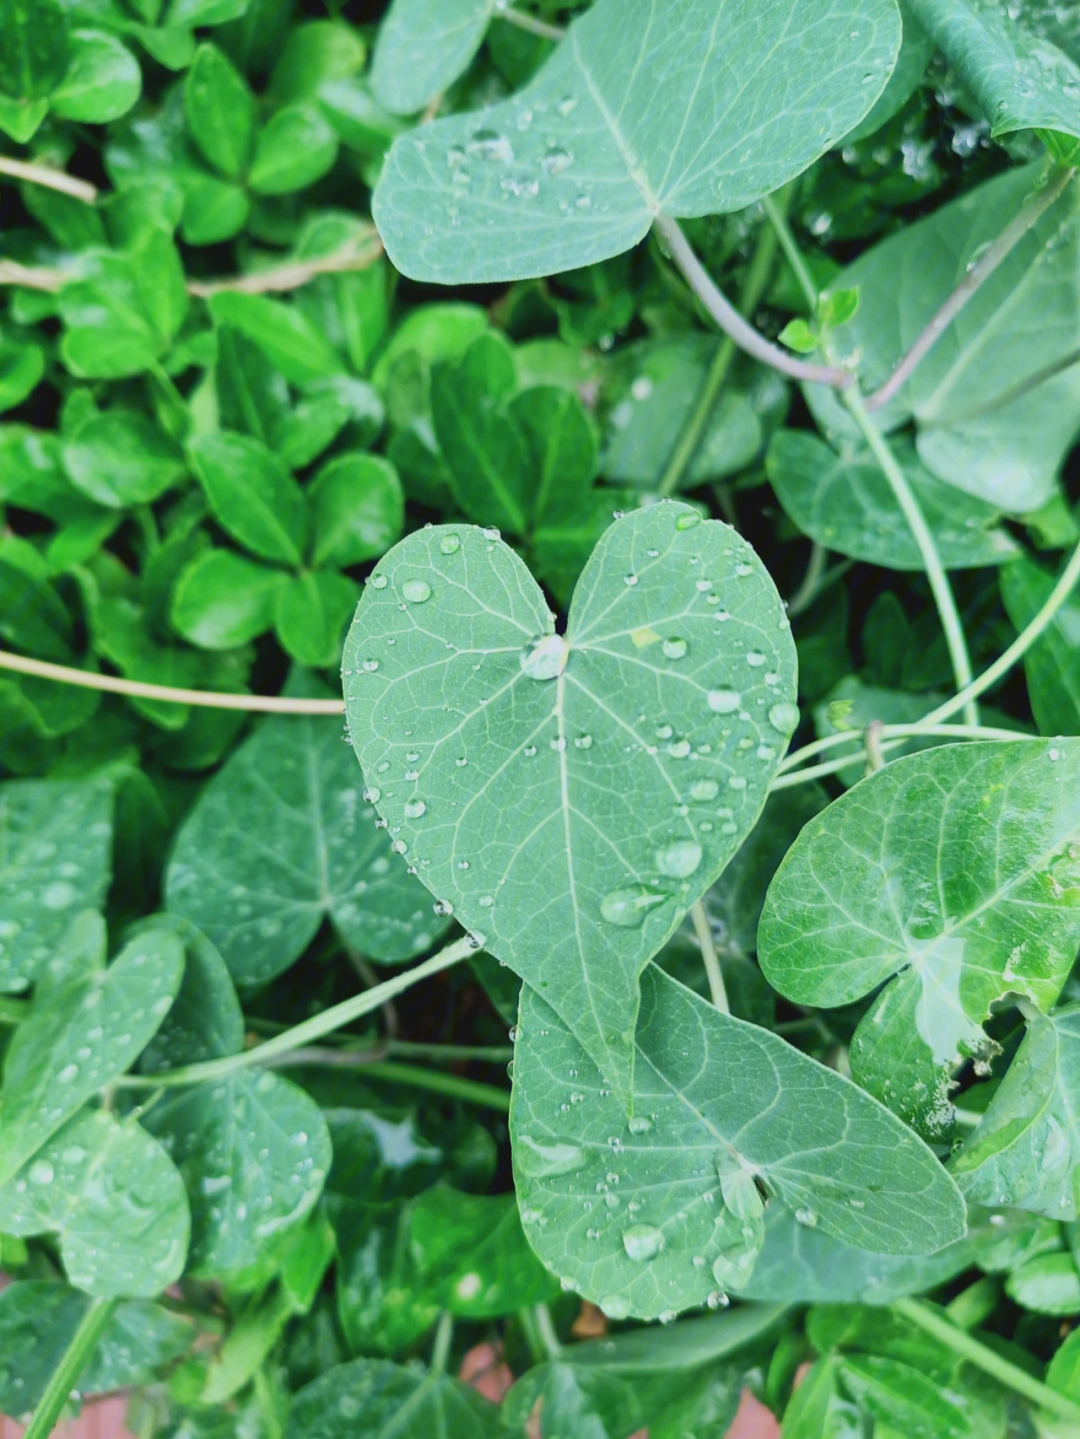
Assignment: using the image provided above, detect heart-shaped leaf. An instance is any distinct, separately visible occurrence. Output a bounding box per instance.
[343,504,798,1105]
[510,966,965,1321]
[0,1107,189,1298]
[759,741,1080,1142]
[373,0,902,283]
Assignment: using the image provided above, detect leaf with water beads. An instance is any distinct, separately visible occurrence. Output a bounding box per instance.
[373,0,902,283]
[342,503,798,1107]
[286,1358,504,1439]
[759,742,1080,1144]
[510,965,964,1322]
[0,1107,189,1298]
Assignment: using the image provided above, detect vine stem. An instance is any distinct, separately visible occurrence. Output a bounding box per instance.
[534,1302,563,1358]
[0,156,97,203]
[652,214,853,390]
[786,541,828,618]
[115,937,475,1088]
[23,1297,117,1439]
[892,1298,1080,1422]
[0,650,345,714]
[187,231,382,297]
[495,4,566,40]
[772,724,1035,791]
[430,1312,454,1374]
[268,1054,510,1111]
[657,197,784,496]
[690,899,728,1013]
[761,193,977,726]
[865,164,1077,412]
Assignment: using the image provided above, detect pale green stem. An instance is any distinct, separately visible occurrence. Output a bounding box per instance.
[430,1312,454,1374]
[495,5,565,40]
[115,937,475,1088]
[534,1302,563,1358]
[761,193,978,727]
[658,202,783,497]
[771,723,1035,792]
[266,1054,510,1112]
[864,720,886,773]
[893,1297,1080,1422]
[24,1298,117,1439]
[690,899,728,1012]
[786,541,828,619]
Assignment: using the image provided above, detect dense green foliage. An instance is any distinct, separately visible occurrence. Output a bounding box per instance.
[6,0,1080,1434]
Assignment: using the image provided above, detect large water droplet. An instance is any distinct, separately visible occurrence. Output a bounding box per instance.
[404,799,427,819]
[628,1115,653,1135]
[517,1135,589,1177]
[662,637,688,659]
[600,886,667,927]
[676,511,701,530]
[541,144,573,174]
[795,1206,818,1228]
[707,689,741,714]
[622,1223,664,1261]
[467,129,514,163]
[402,579,432,603]
[655,840,703,879]
[690,779,719,802]
[440,533,461,554]
[768,702,800,733]
[599,1292,630,1320]
[521,633,569,680]
[29,1160,54,1185]
[370,574,388,589]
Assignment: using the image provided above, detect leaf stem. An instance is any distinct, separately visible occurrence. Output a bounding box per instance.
[761,193,977,725]
[115,937,476,1088]
[892,1298,1080,1422]
[786,542,828,618]
[865,164,1077,412]
[23,1297,117,1439]
[690,899,729,1013]
[534,1302,563,1358]
[657,201,783,497]
[771,723,1035,791]
[187,231,382,298]
[430,1311,454,1374]
[0,650,346,713]
[267,1053,510,1111]
[652,214,853,390]
[0,156,97,203]
[494,5,566,40]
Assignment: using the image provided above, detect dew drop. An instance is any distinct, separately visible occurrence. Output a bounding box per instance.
[676,512,701,530]
[707,689,741,714]
[628,1115,653,1135]
[574,734,593,749]
[745,650,766,667]
[622,1223,664,1261]
[370,574,388,589]
[600,1293,630,1320]
[768,702,800,733]
[655,839,703,879]
[541,144,573,174]
[689,779,719,802]
[402,579,432,604]
[667,739,691,759]
[440,533,461,554]
[600,886,668,927]
[29,1160,54,1185]
[663,638,688,659]
[521,633,569,680]
[404,799,427,819]
[795,1206,818,1228]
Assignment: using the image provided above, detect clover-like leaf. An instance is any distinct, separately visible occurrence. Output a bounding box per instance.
[510,965,965,1322]
[0,1108,189,1298]
[950,1003,1080,1219]
[287,1359,503,1439]
[343,504,798,1107]
[166,702,449,986]
[0,777,113,993]
[373,0,901,283]
[759,742,1080,1143]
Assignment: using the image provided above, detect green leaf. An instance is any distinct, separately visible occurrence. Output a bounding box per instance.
[61,408,185,508]
[0,537,73,661]
[1005,1252,1080,1315]
[373,0,901,282]
[267,20,366,104]
[0,335,45,414]
[531,488,634,611]
[950,1003,1080,1219]
[1001,555,1080,736]
[286,1359,503,1439]
[512,383,598,526]
[342,505,798,1107]
[179,171,250,245]
[60,233,188,380]
[430,331,531,535]
[49,29,140,123]
[165,707,451,984]
[502,1363,643,1439]
[775,1355,861,1439]
[409,1185,558,1316]
[142,1069,330,1278]
[0,1282,193,1414]
[0,1107,189,1298]
[766,430,1020,570]
[171,549,287,650]
[906,0,1080,151]
[248,103,338,196]
[309,454,403,569]
[333,1198,442,1354]
[814,163,1080,512]
[0,917,184,1181]
[135,915,245,1073]
[511,965,965,1321]
[183,43,256,180]
[208,292,341,385]
[274,569,359,668]
[839,1352,976,1437]
[278,377,384,470]
[188,430,310,567]
[843,1,935,142]
[1048,1326,1080,1400]
[371,0,494,116]
[0,778,113,993]
[759,742,1080,1142]
[779,318,820,355]
[0,0,69,100]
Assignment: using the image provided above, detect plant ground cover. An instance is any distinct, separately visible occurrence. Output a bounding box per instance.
[7,0,1080,1434]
